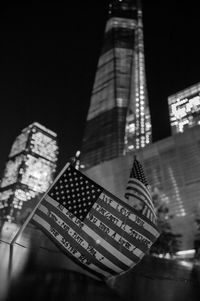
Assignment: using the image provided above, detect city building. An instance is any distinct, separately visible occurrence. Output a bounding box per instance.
[0,122,58,223]
[80,1,200,250]
[85,125,200,250]
[168,82,200,135]
[81,0,151,168]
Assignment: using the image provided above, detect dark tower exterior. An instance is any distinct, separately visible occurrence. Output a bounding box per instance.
[0,122,58,222]
[81,0,151,168]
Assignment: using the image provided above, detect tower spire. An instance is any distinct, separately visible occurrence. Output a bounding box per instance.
[125,0,151,151]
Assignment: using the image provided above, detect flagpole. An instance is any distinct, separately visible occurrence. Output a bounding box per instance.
[10,162,71,246]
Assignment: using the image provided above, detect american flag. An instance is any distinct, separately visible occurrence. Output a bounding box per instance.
[125,157,157,224]
[32,163,159,280]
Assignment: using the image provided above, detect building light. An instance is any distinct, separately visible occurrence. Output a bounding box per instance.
[176,249,195,256]
[168,83,200,134]
[0,122,58,221]
[128,145,134,150]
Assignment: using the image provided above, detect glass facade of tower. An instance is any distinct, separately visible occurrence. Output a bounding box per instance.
[81,0,151,168]
[168,82,200,135]
[0,122,58,222]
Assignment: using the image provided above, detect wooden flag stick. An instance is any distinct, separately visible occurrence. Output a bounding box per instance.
[10,162,71,246]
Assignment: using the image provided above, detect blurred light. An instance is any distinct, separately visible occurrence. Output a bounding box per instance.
[178,260,194,269]
[176,249,195,256]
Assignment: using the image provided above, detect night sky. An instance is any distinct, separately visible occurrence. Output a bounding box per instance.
[0,0,200,176]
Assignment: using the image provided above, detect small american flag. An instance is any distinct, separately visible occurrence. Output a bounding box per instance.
[125,157,157,224]
[32,163,159,280]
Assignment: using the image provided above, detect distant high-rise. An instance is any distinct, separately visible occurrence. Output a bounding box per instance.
[81,0,151,168]
[0,122,58,222]
[168,82,200,135]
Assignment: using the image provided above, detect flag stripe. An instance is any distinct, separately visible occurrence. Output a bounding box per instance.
[98,193,159,239]
[82,223,132,270]
[125,189,156,218]
[41,198,125,273]
[95,198,155,241]
[32,214,110,279]
[41,196,128,273]
[91,204,152,251]
[104,189,159,230]
[34,206,117,276]
[125,179,155,212]
[127,178,152,202]
[125,185,152,210]
[89,206,150,253]
[84,217,141,265]
[142,206,157,223]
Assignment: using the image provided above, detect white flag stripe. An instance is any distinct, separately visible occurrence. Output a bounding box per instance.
[126,186,156,217]
[131,175,152,201]
[92,203,152,251]
[140,181,152,201]
[133,180,154,210]
[126,183,154,214]
[99,193,159,238]
[38,203,122,274]
[142,206,157,224]
[85,211,144,259]
[127,178,155,211]
[45,194,152,251]
[44,195,126,273]
[126,184,156,218]
[32,214,111,278]
[82,224,133,267]
[124,192,156,221]
[39,203,51,214]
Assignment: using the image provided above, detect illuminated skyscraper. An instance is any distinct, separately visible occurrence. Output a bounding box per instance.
[81,0,151,168]
[168,82,200,135]
[0,122,58,222]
